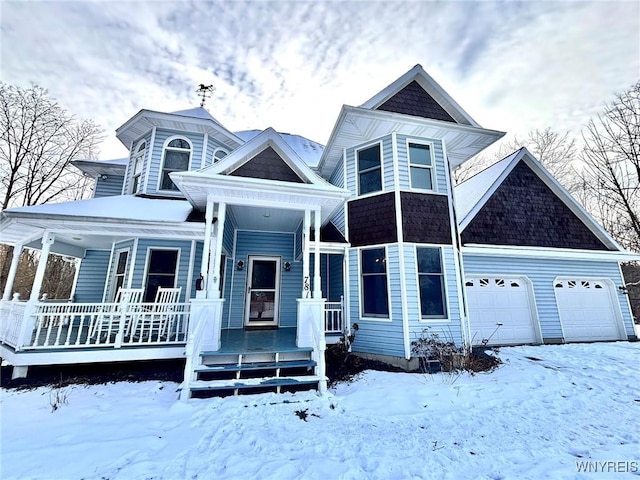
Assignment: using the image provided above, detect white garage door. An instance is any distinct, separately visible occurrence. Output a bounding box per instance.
[554,279,623,342]
[466,276,539,346]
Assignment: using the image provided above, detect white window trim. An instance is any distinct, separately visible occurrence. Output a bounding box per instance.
[142,247,181,301]
[358,245,392,322]
[356,141,384,196]
[212,148,229,165]
[110,248,130,301]
[405,138,436,193]
[158,135,193,193]
[131,140,147,194]
[411,245,452,323]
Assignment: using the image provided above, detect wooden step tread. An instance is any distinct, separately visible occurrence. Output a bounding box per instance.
[188,375,321,391]
[200,346,313,356]
[195,360,316,372]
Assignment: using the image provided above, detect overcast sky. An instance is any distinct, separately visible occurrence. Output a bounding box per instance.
[2,1,639,160]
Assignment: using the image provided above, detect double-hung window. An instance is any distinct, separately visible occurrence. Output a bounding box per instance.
[131,141,146,193]
[144,249,179,302]
[408,142,434,190]
[361,248,389,317]
[112,250,129,300]
[357,144,382,195]
[160,138,191,191]
[417,247,446,318]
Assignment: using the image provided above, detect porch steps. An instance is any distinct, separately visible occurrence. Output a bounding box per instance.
[194,359,317,373]
[186,348,321,398]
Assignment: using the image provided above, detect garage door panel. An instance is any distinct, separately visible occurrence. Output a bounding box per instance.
[466,276,538,346]
[555,279,621,342]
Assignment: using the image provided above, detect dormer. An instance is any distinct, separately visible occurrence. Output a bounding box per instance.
[115,107,243,197]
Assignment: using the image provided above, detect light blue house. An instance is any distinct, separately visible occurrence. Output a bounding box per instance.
[1,65,637,397]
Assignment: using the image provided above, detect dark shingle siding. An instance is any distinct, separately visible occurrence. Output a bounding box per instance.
[401,193,452,244]
[348,193,397,247]
[230,146,305,183]
[462,162,610,250]
[376,81,456,123]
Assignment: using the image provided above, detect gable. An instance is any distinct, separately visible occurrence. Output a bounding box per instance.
[376,80,456,123]
[461,161,611,250]
[229,146,305,183]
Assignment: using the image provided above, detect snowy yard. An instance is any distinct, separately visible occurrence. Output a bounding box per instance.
[1,343,639,480]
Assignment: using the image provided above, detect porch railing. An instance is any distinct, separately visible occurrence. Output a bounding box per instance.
[0,298,27,347]
[324,296,344,334]
[1,300,190,351]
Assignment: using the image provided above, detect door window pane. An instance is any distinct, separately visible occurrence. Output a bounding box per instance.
[252,260,277,289]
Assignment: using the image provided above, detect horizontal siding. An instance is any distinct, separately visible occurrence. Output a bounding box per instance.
[206,137,231,168]
[328,158,346,233]
[93,176,124,198]
[328,254,343,302]
[462,255,635,339]
[381,135,394,191]
[349,246,405,358]
[294,220,303,260]
[147,129,204,196]
[396,135,447,193]
[227,231,298,329]
[131,239,194,302]
[73,250,110,303]
[223,208,237,256]
[406,245,463,346]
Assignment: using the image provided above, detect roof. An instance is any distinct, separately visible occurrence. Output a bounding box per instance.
[116,108,243,150]
[71,157,128,177]
[235,130,324,167]
[171,107,225,126]
[454,149,523,225]
[360,64,480,127]
[2,195,193,223]
[454,147,623,251]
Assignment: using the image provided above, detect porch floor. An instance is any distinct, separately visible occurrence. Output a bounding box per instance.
[218,328,302,353]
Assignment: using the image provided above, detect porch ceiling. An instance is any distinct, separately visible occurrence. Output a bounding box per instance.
[0,216,205,255]
[172,172,351,226]
[231,205,303,232]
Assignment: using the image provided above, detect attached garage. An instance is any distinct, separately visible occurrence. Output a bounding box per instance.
[554,278,625,342]
[466,276,540,346]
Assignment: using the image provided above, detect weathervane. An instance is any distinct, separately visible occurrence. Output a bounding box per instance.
[196,84,215,107]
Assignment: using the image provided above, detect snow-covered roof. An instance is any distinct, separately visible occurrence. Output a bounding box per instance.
[3,195,193,223]
[235,130,324,167]
[454,149,522,225]
[171,107,225,126]
[71,157,128,177]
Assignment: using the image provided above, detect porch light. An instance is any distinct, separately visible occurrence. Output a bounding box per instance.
[284,261,291,271]
[237,260,244,271]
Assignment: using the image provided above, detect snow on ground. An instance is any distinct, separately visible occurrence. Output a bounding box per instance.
[1,343,639,480]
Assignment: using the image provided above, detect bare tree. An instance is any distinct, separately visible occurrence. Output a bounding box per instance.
[454,128,579,189]
[579,81,640,252]
[0,83,103,210]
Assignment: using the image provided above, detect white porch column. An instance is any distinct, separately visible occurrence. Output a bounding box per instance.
[313,208,322,299]
[302,209,311,298]
[209,202,226,298]
[197,195,215,299]
[2,244,23,301]
[29,232,55,301]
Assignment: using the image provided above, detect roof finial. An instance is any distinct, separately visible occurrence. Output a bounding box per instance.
[196,84,215,107]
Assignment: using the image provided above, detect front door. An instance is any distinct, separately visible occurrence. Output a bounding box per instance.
[244,256,281,327]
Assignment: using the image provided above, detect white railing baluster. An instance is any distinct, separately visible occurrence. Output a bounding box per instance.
[3,300,191,350]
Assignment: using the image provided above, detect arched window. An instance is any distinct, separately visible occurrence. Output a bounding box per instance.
[160,137,191,191]
[213,149,228,163]
[131,141,146,193]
